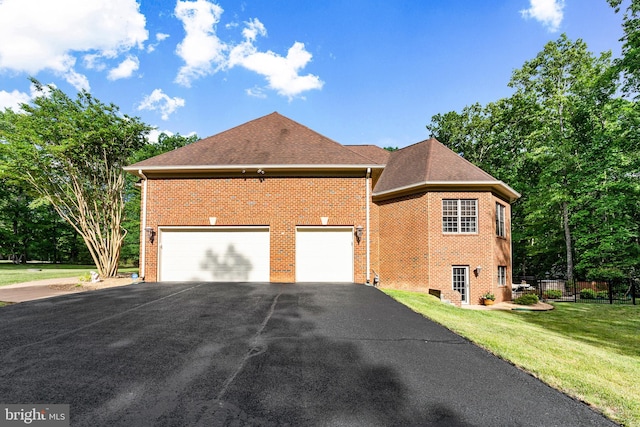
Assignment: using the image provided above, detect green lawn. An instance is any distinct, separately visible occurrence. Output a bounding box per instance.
[0,263,138,287]
[383,289,640,427]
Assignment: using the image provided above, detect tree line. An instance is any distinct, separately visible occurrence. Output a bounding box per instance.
[427,2,640,281]
[0,79,197,276]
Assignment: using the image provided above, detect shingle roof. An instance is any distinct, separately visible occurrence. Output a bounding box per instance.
[127,112,380,169]
[373,138,520,201]
[345,145,390,164]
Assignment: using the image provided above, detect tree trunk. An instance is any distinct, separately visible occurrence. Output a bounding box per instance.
[562,201,574,282]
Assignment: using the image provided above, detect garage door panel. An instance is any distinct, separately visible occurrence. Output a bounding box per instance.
[296,228,353,282]
[159,228,270,282]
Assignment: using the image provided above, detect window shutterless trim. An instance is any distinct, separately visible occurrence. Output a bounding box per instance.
[442,199,477,234]
[496,202,506,238]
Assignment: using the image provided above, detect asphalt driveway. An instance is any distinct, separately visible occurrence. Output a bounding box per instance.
[0,282,615,426]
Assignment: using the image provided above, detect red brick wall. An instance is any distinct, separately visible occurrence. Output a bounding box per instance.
[140,174,514,303]
[142,175,371,283]
[377,193,430,291]
[377,191,513,305]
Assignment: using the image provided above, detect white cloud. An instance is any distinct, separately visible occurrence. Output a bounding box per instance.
[147,129,173,143]
[108,56,140,80]
[137,89,185,120]
[0,83,55,111]
[520,0,565,32]
[0,0,148,90]
[173,3,323,98]
[174,0,227,87]
[246,87,267,99]
[0,89,31,111]
[147,33,171,53]
[228,19,323,99]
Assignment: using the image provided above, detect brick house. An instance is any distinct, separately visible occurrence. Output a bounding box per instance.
[125,112,520,306]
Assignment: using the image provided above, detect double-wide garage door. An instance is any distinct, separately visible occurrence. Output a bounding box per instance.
[158,226,354,282]
[159,227,270,282]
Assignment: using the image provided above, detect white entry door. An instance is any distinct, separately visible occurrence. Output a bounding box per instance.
[295,227,354,282]
[159,227,270,282]
[452,266,470,304]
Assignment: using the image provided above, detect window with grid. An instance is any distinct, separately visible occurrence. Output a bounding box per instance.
[496,202,506,238]
[497,266,507,287]
[442,199,477,233]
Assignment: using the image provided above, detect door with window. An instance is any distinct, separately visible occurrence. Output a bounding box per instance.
[452,266,470,304]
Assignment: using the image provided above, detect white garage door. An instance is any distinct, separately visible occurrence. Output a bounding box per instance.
[295,227,354,282]
[159,227,270,282]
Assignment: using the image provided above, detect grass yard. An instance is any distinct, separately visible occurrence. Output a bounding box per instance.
[384,289,640,427]
[0,263,138,287]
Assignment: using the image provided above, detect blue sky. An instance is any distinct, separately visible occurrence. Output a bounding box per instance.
[0,0,625,148]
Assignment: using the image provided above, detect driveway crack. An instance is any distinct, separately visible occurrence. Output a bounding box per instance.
[216,292,281,401]
[0,284,206,365]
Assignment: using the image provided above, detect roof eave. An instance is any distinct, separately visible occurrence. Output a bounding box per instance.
[124,164,385,175]
[372,181,521,203]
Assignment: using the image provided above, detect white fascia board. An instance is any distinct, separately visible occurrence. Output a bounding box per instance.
[123,164,384,172]
[372,180,521,201]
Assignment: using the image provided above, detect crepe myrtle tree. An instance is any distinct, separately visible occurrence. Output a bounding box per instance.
[0,79,152,277]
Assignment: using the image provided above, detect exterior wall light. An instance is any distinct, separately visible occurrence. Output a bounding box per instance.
[145,227,156,244]
[474,265,482,277]
[355,225,364,243]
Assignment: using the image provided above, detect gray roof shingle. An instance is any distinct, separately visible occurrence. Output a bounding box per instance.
[373,138,519,201]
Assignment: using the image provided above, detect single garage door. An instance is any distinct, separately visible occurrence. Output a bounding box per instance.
[295,227,354,282]
[158,227,270,282]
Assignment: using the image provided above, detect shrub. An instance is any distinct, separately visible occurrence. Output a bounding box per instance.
[580,288,597,300]
[514,294,539,305]
[596,291,609,299]
[543,289,562,299]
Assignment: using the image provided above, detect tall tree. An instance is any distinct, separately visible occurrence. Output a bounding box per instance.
[609,0,640,95]
[0,79,152,277]
[508,34,616,282]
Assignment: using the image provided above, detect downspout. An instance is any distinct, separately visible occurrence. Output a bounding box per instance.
[138,169,148,280]
[366,168,371,284]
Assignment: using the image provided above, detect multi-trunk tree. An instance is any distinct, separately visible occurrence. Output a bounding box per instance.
[0,79,152,277]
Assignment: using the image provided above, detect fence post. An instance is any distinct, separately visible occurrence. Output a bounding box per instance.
[633,279,636,306]
[609,281,614,305]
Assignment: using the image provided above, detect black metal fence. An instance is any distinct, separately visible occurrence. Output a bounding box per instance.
[513,276,638,305]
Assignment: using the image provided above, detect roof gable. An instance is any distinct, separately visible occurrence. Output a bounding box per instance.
[128,112,379,169]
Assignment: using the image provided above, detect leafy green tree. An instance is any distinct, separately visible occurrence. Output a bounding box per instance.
[0,79,152,277]
[120,132,199,266]
[508,34,617,282]
[428,34,639,280]
[609,0,640,95]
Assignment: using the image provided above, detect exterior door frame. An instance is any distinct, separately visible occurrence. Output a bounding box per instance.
[452,266,470,304]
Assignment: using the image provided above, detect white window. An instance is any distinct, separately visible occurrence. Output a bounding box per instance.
[498,266,507,287]
[442,199,477,233]
[496,203,506,238]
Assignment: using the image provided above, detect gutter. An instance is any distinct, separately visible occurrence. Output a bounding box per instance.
[372,180,521,203]
[123,164,384,173]
[366,168,371,284]
[138,169,148,280]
